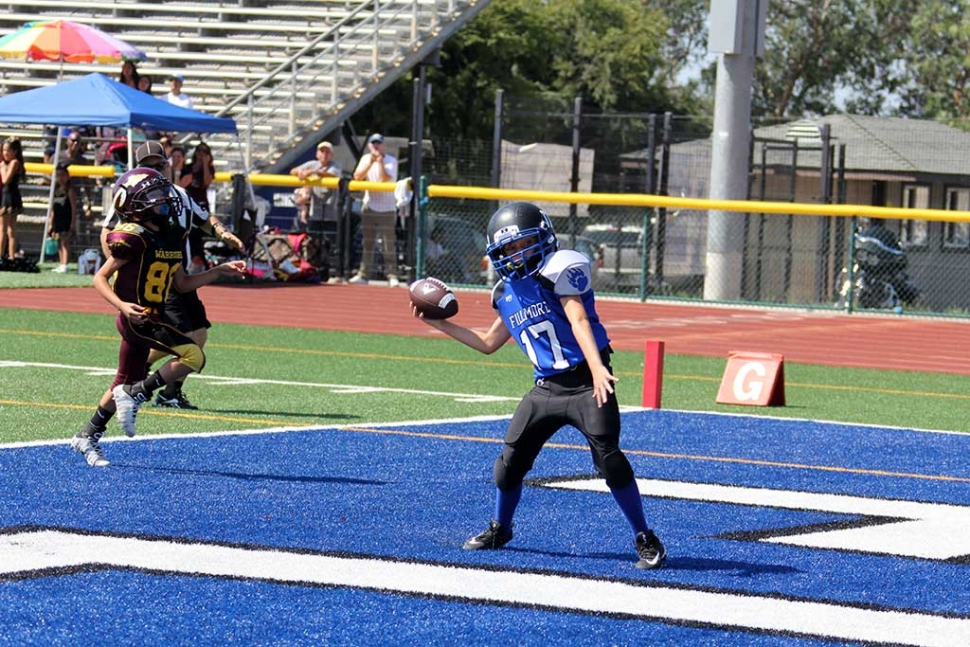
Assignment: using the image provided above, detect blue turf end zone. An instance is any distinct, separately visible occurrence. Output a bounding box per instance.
[1,410,969,646]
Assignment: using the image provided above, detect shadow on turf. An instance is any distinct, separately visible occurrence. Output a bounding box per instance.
[112,464,387,486]
[668,556,801,576]
[508,546,801,575]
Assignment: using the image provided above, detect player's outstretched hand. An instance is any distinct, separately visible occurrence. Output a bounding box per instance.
[215,260,248,276]
[222,232,245,252]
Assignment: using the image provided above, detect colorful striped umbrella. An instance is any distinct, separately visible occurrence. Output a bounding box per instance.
[0,19,146,64]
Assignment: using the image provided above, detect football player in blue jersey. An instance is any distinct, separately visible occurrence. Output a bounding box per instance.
[412,201,665,570]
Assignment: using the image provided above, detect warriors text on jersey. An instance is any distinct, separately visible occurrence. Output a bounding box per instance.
[491,249,610,379]
[106,222,185,312]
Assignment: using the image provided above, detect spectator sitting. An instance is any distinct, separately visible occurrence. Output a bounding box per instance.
[138,74,153,94]
[164,74,194,110]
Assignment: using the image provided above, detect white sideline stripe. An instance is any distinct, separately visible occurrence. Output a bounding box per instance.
[0,360,521,404]
[0,418,492,450]
[0,414,523,450]
[1,529,967,647]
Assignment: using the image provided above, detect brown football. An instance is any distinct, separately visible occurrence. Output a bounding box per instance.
[409,277,459,320]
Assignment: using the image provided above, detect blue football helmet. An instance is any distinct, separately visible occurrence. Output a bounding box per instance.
[485,202,558,281]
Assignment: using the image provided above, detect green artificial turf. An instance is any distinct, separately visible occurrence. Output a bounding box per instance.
[0,263,98,287]
[1,308,968,444]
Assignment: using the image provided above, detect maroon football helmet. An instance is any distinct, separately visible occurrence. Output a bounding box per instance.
[112,167,181,225]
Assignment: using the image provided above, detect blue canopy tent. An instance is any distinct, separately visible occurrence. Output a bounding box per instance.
[0,72,238,261]
[0,72,236,133]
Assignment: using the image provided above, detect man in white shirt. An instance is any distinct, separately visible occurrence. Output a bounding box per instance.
[351,133,398,285]
[164,74,195,110]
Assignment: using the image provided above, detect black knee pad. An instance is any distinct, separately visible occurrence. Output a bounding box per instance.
[600,449,635,489]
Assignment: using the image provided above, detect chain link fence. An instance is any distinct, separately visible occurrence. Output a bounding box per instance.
[10,91,970,318]
[393,95,970,317]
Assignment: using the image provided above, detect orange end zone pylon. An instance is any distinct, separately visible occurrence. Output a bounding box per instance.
[642,340,665,409]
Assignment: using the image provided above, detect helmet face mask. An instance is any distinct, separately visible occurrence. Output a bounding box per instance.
[486,202,558,281]
[113,167,181,226]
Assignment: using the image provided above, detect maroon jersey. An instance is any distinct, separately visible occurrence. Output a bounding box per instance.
[106,222,185,312]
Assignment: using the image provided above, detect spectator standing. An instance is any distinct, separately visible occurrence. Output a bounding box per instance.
[179,142,216,272]
[59,131,94,221]
[351,133,398,285]
[164,74,195,110]
[118,61,140,89]
[289,141,342,241]
[169,145,186,185]
[0,138,25,262]
[138,74,153,94]
[159,135,174,158]
[47,162,77,273]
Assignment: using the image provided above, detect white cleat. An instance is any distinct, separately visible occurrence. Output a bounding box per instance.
[112,384,146,438]
[71,433,109,467]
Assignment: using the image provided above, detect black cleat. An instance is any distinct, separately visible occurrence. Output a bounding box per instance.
[153,390,199,410]
[462,520,513,550]
[635,529,666,570]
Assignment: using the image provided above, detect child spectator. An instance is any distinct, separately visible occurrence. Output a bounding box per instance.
[47,162,77,273]
[0,137,25,262]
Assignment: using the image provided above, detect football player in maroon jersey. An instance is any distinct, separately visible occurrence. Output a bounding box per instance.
[70,168,246,467]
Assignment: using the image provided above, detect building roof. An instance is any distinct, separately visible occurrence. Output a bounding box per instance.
[623,114,970,179]
[753,114,970,177]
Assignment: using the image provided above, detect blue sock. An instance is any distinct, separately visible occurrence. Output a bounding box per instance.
[610,480,648,534]
[493,484,522,528]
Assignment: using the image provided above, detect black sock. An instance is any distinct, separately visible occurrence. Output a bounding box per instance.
[128,371,167,399]
[78,406,113,438]
[92,405,113,428]
[161,378,185,399]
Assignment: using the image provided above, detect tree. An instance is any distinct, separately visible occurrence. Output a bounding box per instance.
[890,1,970,125]
[353,0,694,142]
[654,1,937,120]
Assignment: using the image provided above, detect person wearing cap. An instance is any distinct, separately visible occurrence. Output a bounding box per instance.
[289,140,342,242]
[351,133,399,285]
[164,73,194,110]
[99,140,244,410]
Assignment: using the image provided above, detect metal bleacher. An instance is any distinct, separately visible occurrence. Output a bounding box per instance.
[0,0,491,174]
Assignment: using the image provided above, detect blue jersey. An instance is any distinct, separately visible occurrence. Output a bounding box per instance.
[492,249,610,379]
